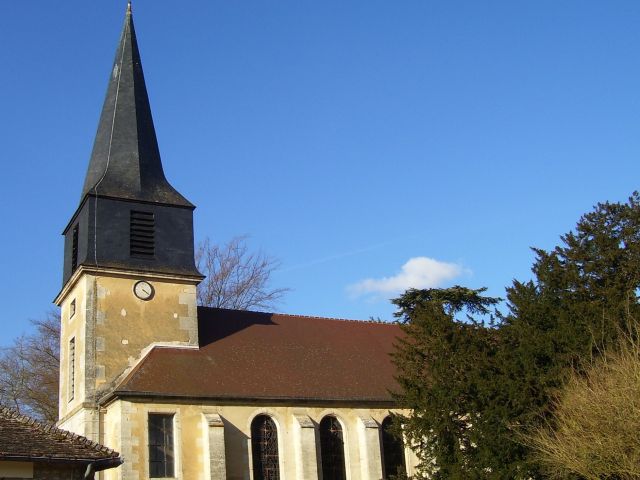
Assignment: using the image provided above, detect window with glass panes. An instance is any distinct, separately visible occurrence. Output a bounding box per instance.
[381,416,406,479]
[148,413,175,478]
[319,416,346,480]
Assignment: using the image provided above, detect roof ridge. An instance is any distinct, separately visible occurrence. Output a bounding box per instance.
[198,306,397,325]
[274,311,396,325]
[0,406,119,457]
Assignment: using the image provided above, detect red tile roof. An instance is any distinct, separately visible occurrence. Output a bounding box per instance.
[0,407,121,468]
[114,307,403,403]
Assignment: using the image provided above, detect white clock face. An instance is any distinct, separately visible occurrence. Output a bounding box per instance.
[133,281,154,300]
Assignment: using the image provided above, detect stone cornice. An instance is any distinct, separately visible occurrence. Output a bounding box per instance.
[54,265,203,305]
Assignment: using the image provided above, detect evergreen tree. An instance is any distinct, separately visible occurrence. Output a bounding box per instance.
[393,192,640,478]
[500,192,640,475]
[392,287,503,479]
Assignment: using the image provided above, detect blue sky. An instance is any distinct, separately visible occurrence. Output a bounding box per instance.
[0,1,639,345]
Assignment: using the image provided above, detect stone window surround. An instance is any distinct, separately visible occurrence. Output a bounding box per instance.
[144,407,182,480]
[380,414,410,478]
[316,410,352,480]
[246,408,286,480]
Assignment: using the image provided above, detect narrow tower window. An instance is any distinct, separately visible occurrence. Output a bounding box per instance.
[319,416,346,480]
[130,211,155,258]
[251,415,280,480]
[381,416,406,479]
[68,337,75,402]
[71,224,79,272]
[148,413,175,478]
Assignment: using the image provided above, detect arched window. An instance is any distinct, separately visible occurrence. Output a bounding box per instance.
[319,415,346,480]
[251,415,280,480]
[381,416,406,479]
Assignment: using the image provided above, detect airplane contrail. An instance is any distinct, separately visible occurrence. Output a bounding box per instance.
[278,236,419,273]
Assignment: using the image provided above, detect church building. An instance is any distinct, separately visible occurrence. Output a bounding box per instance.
[54,4,417,479]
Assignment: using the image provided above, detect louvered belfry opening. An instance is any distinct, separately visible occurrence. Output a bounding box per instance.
[130,210,155,257]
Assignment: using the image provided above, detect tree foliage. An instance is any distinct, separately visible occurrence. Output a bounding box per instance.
[0,312,60,422]
[394,285,500,319]
[392,287,505,479]
[196,236,289,310]
[393,192,640,478]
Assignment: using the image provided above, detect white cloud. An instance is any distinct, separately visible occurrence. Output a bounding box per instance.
[348,256,466,298]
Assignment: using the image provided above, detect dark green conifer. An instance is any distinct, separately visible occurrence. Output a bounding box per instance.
[393,192,640,479]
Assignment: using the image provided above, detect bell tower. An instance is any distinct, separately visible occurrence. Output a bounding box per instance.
[55,3,203,436]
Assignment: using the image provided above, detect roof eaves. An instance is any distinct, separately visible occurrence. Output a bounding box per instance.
[0,454,123,467]
[108,389,399,405]
[0,407,121,460]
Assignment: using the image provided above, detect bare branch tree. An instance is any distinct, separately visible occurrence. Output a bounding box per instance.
[196,236,289,310]
[0,311,60,422]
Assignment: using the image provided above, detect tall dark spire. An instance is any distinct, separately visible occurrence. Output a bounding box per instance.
[82,4,192,207]
[60,5,201,287]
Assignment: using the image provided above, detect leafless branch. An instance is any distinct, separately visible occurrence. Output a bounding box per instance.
[0,311,60,422]
[195,236,289,310]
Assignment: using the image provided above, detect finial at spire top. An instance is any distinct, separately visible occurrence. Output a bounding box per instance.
[127,1,132,13]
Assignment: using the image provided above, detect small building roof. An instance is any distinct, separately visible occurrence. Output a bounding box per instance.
[0,407,122,469]
[113,307,404,404]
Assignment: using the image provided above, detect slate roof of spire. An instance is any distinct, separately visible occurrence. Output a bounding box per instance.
[0,407,122,469]
[81,3,193,208]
